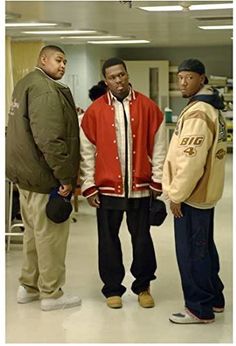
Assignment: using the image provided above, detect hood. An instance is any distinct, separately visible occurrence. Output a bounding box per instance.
[189,85,225,110]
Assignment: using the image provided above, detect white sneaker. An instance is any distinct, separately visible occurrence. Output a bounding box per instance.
[17,285,40,304]
[169,310,215,324]
[213,306,224,313]
[41,294,81,311]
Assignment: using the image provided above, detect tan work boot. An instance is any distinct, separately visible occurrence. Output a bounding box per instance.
[106,296,122,309]
[138,289,155,308]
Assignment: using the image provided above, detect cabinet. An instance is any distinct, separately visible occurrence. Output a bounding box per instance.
[208,76,233,151]
[222,98,233,152]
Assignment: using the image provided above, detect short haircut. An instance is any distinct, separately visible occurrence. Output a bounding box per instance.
[102,57,127,77]
[39,45,65,57]
[88,80,107,101]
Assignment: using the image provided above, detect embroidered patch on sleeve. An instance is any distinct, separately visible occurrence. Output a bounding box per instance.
[9,99,20,117]
[183,147,197,157]
[179,135,204,147]
[215,149,226,160]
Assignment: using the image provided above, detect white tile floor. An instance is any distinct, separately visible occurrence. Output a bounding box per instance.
[5,154,233,343]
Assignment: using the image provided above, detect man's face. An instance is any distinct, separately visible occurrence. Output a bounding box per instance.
[178,71,205,98]
[104,64,130,99]
[41,51,67,80]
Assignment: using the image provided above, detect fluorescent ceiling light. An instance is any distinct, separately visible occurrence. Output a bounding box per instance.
[139,3,233,12]
[88,40,150,44]
[6,22,58,27]
[190,3,233,10]
[22,30,98,35]
[139,6,182,12]
[199,25,233,30]
[60,35,122,39]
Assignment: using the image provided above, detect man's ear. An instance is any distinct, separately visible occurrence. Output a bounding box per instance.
[40,54,48,66]
[200,74,205,85]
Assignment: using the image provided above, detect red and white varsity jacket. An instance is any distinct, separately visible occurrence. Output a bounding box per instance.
[80,89,166,198]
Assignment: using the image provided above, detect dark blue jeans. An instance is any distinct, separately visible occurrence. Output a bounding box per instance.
[96,198,156,298]
[174,203,224,320]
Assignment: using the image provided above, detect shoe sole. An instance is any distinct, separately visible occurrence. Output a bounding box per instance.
[169,318,215,324]
[17,296,40,304]
[139,303,155,308]
[213,308,224,313]
[41,300,81,311]
[107,304,122,309]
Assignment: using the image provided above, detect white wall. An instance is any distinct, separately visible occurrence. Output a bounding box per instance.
[53,44,232,111]
[59,44,118,110]
[117,46,233,78]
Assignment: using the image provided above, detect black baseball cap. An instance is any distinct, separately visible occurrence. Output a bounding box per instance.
[46,188,72,223]
[178,58,209,84]
[149,199,167,227]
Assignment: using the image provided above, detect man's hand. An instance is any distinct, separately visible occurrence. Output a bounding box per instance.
[170,201,183,218]
[87,193,100,208]
[58,184,72,197]
[150,189,162,199]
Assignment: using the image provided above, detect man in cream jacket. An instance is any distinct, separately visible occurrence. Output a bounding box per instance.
[162,59,227,324]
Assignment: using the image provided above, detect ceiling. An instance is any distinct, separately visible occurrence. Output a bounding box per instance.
[6,0,234,47]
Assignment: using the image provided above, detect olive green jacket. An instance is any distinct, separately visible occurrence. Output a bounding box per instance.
[6,67,80,193]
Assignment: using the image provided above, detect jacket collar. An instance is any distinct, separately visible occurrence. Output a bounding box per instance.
[35,67,68,88]
[106,87,136,105]
[35,67,76,109]
[189,85,225,110]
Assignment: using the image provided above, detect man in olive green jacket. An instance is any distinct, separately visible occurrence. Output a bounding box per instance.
[6,45,81,311]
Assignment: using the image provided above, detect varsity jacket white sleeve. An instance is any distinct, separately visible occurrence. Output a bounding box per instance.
[150,119,167,192]
[79,126,98,197]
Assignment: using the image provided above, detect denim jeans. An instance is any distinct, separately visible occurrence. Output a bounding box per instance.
[174,203,224,320]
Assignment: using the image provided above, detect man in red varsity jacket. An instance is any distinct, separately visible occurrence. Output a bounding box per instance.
[80,57,166,309]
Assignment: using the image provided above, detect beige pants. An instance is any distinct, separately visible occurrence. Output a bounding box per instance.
[18,188,70,299]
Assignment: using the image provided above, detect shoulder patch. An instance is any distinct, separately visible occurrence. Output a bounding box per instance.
[216,149,226,160]
[9,99,20,116]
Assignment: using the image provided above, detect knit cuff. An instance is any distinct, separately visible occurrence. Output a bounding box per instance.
[150,181,162,192]
[83,186,98,198]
